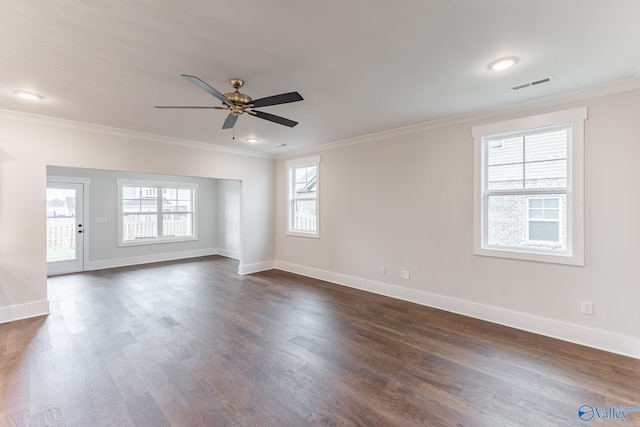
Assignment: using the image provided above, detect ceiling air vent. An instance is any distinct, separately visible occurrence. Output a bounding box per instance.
[512,77,551,91]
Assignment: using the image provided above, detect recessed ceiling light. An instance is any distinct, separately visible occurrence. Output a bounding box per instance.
[489,57,518,71]
[14,90,44,101]
[245,138,260,143]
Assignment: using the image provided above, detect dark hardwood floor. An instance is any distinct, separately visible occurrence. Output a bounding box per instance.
[1,256,639,426]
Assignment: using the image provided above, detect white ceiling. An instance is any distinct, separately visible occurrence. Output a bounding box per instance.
[2,1,640,155]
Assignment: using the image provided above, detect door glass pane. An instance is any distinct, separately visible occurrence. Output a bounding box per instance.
[46,188,77,262]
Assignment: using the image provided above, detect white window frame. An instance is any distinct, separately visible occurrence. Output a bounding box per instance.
[472,107,586,266]
[286,155,320,238]
[117,179,198,247]
[526,196,562,245]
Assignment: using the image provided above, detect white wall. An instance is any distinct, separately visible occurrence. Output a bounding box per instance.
[216,179,242,260]
[0,111,274,323]
[275,88,640,358]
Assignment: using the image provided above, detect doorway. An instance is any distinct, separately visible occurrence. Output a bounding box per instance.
[47,179,88,275]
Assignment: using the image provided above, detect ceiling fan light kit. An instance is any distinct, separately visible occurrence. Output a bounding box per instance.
[155,75,303,132]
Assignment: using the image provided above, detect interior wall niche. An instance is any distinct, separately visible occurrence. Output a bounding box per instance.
[46,165,241,271]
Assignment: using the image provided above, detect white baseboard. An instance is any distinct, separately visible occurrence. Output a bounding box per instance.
[85,248,219,271]
[275,261,640,360]
[216,248,241,260]
[0,300,50,324]
[238,260,275,275]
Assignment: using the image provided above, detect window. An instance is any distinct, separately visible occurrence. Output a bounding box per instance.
[287,156,320,238]
[117,179,198,246]
[527,197,561,243]
[473,107,586,265]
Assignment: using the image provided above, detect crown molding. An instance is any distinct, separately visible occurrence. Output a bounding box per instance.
[3,75,639,163]
[277,77,640,160]
[0,109,274,159]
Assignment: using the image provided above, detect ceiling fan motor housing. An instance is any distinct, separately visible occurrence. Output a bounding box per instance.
[224,91,252,105]
[224,78,252,106]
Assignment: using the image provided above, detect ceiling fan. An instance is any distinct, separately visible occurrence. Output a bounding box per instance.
[155,75,303,129]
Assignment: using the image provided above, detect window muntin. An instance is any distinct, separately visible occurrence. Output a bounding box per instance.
[287,156,320,238]
[118,180,197,246]
[473,107,586,266]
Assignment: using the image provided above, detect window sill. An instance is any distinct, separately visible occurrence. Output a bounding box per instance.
[118,236,198,247]
[474,246,583,266]
[287,231,319,239]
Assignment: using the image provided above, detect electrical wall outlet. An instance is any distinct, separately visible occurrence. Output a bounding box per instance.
[581,301,593,315]
[401,270,410,280]
[379,266,385,276]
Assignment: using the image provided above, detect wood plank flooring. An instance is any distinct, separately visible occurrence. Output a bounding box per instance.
[1,255,639,426]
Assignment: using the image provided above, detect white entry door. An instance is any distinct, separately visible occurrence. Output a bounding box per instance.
[47,182,85,275]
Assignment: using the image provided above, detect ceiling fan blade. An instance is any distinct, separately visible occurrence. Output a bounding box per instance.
[154,106,217,109]
[250,92,303,108]
[222,113,239,129]
[181,74,232,106]
[251,110,298,127]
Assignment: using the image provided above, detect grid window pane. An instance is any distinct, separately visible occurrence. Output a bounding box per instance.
[487,164,524,190]
[122,214,158,241]
[487,129,567,191]
[178,188,192,200]
[525,160,567,188]
[545,209,560,220]
[529,199,543,209]
[292,200,317,232]
[487,194,566,250]
[524,130,567,162]
[487,136,523,166]
[122,186,142,213]
[529,208,544,219]
[122,201,141,213]
[122,186,139,199]
[163,213,194,237]
[529,221,559,242]
[294,166,317,198]
[162,187,193,212]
